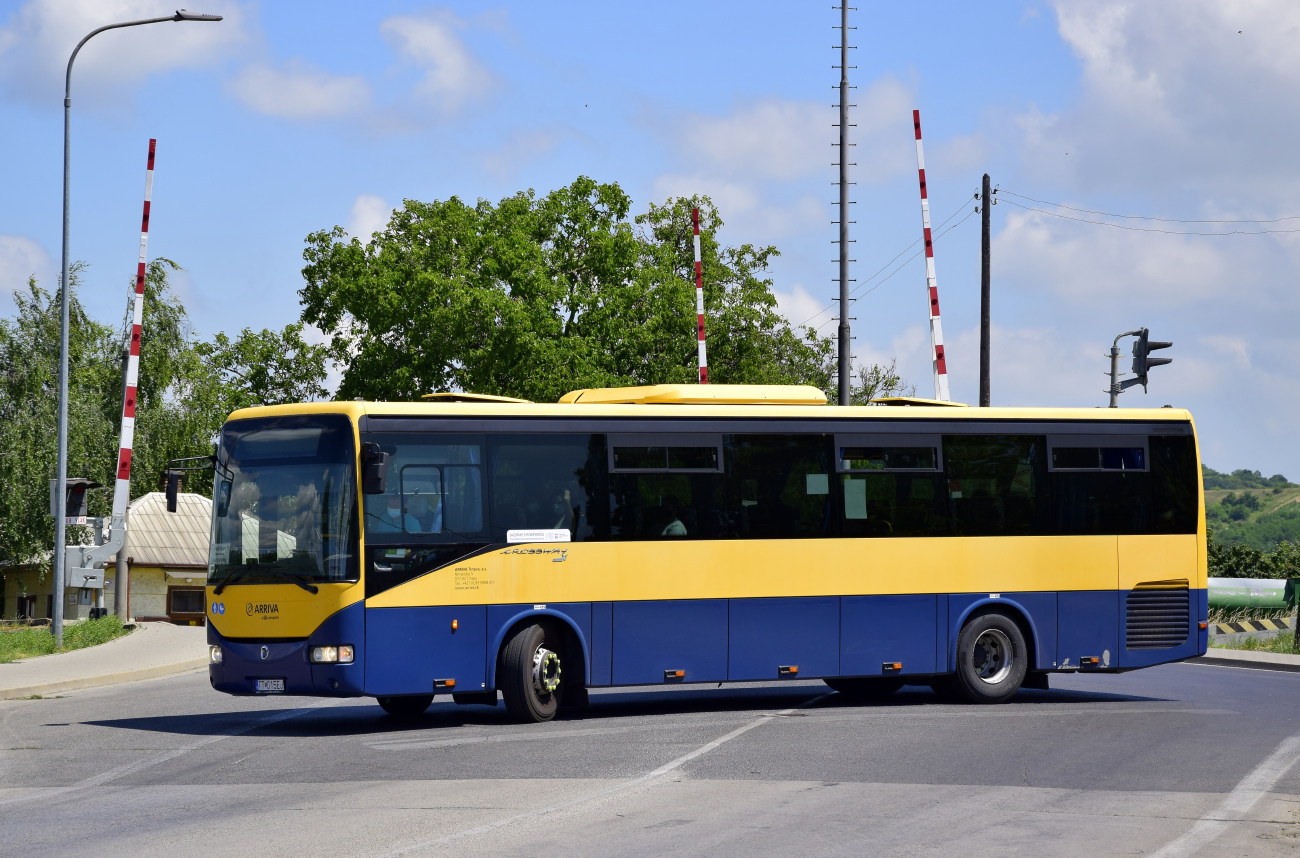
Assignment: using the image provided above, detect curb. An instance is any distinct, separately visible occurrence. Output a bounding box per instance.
[1,658,208,699]
[1188,648,1300,674]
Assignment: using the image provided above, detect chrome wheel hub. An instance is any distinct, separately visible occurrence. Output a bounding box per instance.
[972,628,1013,685]
[532,647,561,695]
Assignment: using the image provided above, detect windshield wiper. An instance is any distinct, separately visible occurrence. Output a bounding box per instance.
[213,565,253,596]
[278,573,319,594]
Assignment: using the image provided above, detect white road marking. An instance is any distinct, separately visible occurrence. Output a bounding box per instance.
[378,693,834,856]
[0,704,327,808]
[1149,735,1300,857]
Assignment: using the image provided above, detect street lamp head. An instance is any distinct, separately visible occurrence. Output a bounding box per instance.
[173,10,223,21]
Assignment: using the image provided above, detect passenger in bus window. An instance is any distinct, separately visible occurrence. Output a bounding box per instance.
[367,493,406,533]
[661,496,687,536]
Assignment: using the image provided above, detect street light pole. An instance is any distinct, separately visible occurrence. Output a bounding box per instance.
[53,10,221,646]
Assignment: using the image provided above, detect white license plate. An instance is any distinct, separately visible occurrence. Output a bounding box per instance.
[255,679,285,693]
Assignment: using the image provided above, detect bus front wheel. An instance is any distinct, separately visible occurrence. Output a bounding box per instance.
[500,623,562,723]
[951,611,1028,704]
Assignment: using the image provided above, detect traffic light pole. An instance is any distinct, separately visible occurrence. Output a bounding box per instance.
[1107,330,1141,408]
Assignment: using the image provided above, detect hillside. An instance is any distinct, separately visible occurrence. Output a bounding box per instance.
[1204,466,1300,550]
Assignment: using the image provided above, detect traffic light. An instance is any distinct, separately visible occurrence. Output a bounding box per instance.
[164,471,182,513]
[1131,328,1172,391]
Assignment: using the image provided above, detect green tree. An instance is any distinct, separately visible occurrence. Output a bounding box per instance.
[0,259,329,579]
[848,358,917,405]
[0,269,118,572]
[299,177,835,402]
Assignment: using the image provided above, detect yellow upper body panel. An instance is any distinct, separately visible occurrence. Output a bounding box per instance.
[226,398,1194,426]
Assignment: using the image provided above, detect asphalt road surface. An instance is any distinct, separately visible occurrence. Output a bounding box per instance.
[2,663,1299,857]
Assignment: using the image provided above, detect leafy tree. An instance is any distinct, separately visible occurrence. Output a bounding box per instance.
[1202,466,1295,490]
[0,260,328,584]
[0,269,117,570]
[848,358,917,405]
[300,177,836,402]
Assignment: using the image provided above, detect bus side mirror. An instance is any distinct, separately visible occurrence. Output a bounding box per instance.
[215,479,232,517]
[164,471,182,513]
[362,443,389,494]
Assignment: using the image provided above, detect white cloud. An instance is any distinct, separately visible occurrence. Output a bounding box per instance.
[228,59,370,120]
[668,78,913,184]
[0,0,250,104]
[0,235,55,308]
[772,284,824,330]
[380,11,493,116]
[994,207,1231,306]
[1027,1,1300,200]
[348,194,394,240]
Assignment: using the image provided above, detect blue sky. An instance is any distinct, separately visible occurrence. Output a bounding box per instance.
[2,1,1297,477]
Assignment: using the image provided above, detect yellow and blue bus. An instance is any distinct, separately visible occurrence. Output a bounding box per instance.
[203,384,1207,722]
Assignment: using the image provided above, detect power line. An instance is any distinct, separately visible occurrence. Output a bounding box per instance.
[999,189,1300,225]
[798,196,974,331]
[808,204,979,334]
[998,198,1300,236]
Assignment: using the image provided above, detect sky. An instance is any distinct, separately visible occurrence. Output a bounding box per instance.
[1,1,1297,477]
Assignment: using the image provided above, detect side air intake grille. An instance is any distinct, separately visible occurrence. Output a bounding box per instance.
[1126,581,1190,650]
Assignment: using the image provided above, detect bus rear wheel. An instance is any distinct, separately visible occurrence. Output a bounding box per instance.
[951,611,1028,704]
[377,695,432,717]
[500,623,562,723]
[824,677,905,700]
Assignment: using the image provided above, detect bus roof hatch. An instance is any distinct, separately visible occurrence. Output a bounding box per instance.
[559,384,828,405]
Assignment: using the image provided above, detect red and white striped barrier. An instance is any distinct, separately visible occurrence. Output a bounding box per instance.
[912,110,950,402]
[692,207,708,384]
[111,138,154,519]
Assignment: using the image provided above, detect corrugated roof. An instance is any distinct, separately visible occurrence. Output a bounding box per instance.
[115,492,211,568]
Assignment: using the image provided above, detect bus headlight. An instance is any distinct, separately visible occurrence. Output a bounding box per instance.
[209,645,223,664]
[311,645,354,664]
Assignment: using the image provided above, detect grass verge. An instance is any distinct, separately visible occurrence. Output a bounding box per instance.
[0,616,131,664]
[1210,631,1297,654]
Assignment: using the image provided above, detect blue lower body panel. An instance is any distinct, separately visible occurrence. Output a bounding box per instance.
[841,595,938,676]
[729,597,839,680]
[365,605,487,696]
[208,600,365,696]
[612,599,727,685]
[1058,590,1120,670]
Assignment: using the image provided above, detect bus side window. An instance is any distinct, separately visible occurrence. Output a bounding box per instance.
[943,435,1047,537]
[488,434,608,542]
[725,435,834,539]
[1150,435,1198,534]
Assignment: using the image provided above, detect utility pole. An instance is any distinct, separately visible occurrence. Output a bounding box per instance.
[834,4,855,405]
[979,173,991,407]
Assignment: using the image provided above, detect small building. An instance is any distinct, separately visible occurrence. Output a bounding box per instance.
[1,491,211,624]
[108,492,211,625]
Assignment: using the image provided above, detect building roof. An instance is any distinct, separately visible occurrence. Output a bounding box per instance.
[116,492,211,568]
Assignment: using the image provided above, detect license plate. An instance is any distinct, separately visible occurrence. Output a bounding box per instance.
[255,679,285,693]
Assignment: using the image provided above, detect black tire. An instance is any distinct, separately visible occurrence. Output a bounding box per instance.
[499,623,563,723]
[824,677,905,699]
[377,695,432,717]
[950,611,1028,704]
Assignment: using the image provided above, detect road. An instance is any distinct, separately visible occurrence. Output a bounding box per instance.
[1,663,1298,857]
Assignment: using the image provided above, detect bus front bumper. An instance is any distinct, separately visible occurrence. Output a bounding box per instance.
[207,601,365,697]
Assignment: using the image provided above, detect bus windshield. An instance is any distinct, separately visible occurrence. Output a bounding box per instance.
[210,414,360,587]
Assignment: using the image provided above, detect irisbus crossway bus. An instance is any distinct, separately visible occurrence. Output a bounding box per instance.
[202,384,1207,722]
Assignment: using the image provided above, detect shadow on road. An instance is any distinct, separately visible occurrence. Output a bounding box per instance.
[80,681,1170,739]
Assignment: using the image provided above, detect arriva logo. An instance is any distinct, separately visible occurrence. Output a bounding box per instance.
[246,602,280,618]
[210,602,225,615]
